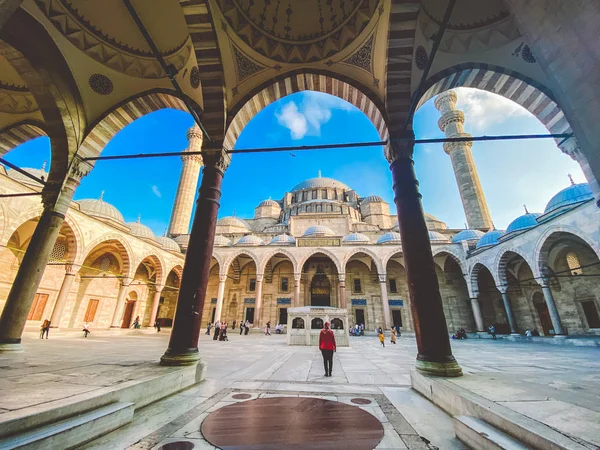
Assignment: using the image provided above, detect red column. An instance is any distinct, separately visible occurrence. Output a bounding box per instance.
[161,146,229,366]
[389,133,462,377]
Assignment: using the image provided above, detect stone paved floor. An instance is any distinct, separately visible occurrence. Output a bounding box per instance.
[2,331,599,449]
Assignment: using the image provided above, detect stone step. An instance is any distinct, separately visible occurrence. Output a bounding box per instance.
[454,415,530,450]
[0,402,133,450]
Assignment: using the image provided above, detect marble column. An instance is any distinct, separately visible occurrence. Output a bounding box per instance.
[111,278,132,328]
[540,282,565,335]
[388,134,462,377]
[50,265,78,327]
[0,157,91,351]
[338,274,346,308]
[294,273,302,307]
[470,297,485,332]
[214,275,226,321]
[148,285,164,327]
[499,289,518,334]
[254,274,264,326]
[161,145,230,366]
[378,274,391,329]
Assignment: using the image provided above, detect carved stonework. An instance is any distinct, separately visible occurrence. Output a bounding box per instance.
[190,66,200,89]
[343,34,374,73]
[232,46,265,82]
[88,74,113,95]
[202,148,231,173]
[414,45,428,71]
[0,82,39,114]
[385,135,415,163]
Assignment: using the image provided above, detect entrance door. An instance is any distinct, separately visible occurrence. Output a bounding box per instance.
[392,310,403,327]
[310,271,331,306]
[245,307,255,324]
[279,308,288,325]
[535,302,553,335]
[355,308,365,326]
[121,301,135,328]
[211,307,216,323]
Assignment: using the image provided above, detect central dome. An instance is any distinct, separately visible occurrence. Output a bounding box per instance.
[292,177,350,192]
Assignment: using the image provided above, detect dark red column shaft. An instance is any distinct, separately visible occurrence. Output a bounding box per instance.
[161,151,225,365]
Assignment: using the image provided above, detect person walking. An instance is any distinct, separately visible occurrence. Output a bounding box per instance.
[240,320,244,335]
[205,322,212,335]
[40,319,51,339]
[154,319,161,332]
[265,321,271,335]
[390,328,396,344]
[213,320,221,340]
[319,321,336,377]
[489,324,496,340]
[132,316,140,329]
[233,320,237,330]
[83,322,91,338]
[378,329,385,347]
[244,319,250,335]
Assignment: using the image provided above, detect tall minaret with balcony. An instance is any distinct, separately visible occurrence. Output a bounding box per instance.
[435,90,493,230]
[168,124,204,236]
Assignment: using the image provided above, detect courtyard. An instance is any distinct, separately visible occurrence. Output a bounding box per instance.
[1,331,599,449]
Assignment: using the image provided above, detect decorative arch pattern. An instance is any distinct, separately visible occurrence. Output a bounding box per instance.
[133,253,167,287]
[468,261,496,297]
[432,247,467,275]
[223,251,260,276]
[0,122,47,154]
[342,247,384,275]
[224,72,389,150]
[297,248,343,274]
[77,233,134,279]
[494,247,535,289]
[258,249,299,274]
[382,250,404,270]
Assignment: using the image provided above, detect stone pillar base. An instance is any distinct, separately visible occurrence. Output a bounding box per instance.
[0,342,24,352]
[415,359,463,377]
[160,348,202,366]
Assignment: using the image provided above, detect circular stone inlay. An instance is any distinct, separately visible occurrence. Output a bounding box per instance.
[88,73,113,95]
[158,441,194,450]
[351,397,372,405]
[201,397,384,449]
[232,393,252,399]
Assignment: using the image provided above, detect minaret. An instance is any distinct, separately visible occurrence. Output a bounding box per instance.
[435,90,493,230]
[168,124,204,236]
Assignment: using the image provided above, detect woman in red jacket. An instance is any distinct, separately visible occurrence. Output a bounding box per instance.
[319,321,336,377]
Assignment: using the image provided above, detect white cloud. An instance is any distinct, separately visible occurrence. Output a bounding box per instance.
[276,102,309,139]
[151,185,162,198]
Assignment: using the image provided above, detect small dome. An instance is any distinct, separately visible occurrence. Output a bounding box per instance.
[428,231,450,242]
[342,233,371,244]
[235,235,263,246]
[126,220,156,241]
[377,231,402,244]
[217,216,251,229]
[259,199,280,208]
[214,235,232,247]
[269,234,296,245]
[291,177,350,192]
[78,196,125,225]
[7,167,48,187]
[155,236,181,252]
[174,234,190,247]
[362,195,384,203]
[476,229,506,249]
[544,183,593,214]
[506,213,541,233]
[451,229,485,243]
[303,225,335,237]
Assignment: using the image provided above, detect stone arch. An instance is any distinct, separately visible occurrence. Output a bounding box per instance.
[298,248,343,274]
[168,264,183,282]
[495,247,536,289]
[3,205,44,244]
[223,250,260,276]
[211,253,224,272]
[133,253,167,287]
[77,233,134,279]
[0,121,47,155]
[224,71,389,150]
[468,261,496,297]
[342,247,384,275]
[417,63,580,155]
[258,249,298,274]
[432,247,467,274]
[382,250,404,270]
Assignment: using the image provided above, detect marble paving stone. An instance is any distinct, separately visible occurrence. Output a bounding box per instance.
[376,423,408,449]
[151,437,217,450]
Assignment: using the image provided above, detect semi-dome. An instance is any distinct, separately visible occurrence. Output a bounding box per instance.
[214,235,232,247]
[259,199,280,208]
[476,229,506,249]
[174,234,190,247]
[361,195,384,203]
[126,219,155,241]
[428,231,450,243]
[451,229,485,243]
[342,232,371,244]
[7,167,48,187]
[506,212,541,233]
[78,194,125,225]
[269,234,296,246]
[544,183,593,214]
[217,216,251,229]
[155,236,181,252]
[303,225,336,237]
[292,176,350,192]
[377,232,402,244]
[235,235,263,246]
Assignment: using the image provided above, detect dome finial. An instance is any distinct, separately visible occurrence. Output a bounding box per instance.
[464,223,468,229]
[41,161,47,171]
[136,214,141,223]
[523,204,529,214]
[317,170,322,178]
[491,222,496,230]
[163,227,167,237]
[99,190,104,201]
[232,209,236,217]
[568,173,574,185]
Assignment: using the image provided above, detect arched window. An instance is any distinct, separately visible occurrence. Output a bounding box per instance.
[566,252,581,275]
[311,317,324,329]
[292,317,305,329]
[331,318,343,330]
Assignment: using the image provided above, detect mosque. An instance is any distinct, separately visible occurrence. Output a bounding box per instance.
[1,90,598,339]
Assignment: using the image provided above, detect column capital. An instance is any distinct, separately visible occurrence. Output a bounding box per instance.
[294,272,302,282]
[255,273,264,282]
[497,285,509,295]
[202,144,230,174]
[120,277,132,287]
[338,274,346,282]
[385,131,415,163]
[181,152,203,165]
[219,274,228,283]
[154,284,165,293]
[378,273,386,283]
[64,263,80,275]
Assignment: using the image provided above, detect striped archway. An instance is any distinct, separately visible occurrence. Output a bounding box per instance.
[0,122,47,155]
[223,72,389,150]
[416,63,579,155]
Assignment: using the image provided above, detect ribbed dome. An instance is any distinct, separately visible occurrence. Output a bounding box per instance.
[259,199,280,208]
[361,195,384,203]
[235,235,263,246]
[269,234,296,245]
[506,213,541,233]
[544,183,593,214]
[155,236,181,252]
[217,216,251,229]
[126,220,156,241]
[303,225,335,237]
[428,231,450,242]
[78,197,125,225]
[342,232,371,244]
[451,229,485,243]
[174,234,190,247]
[291,177,350,192]
[7,167,48,187]
[377,232,402,244]
[214,235,232,247]
[476,229,506,249]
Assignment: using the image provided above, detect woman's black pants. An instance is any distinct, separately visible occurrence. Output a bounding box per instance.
[321,349,333,375]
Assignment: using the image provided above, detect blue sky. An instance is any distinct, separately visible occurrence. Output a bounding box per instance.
[5,87,585,235]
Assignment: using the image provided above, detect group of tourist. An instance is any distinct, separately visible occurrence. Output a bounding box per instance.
[350,323,365,336]
[205,319,253,340]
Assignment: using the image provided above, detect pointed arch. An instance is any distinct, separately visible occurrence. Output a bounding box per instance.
[223,250,260,276]
[468,261,496,297]
[77,233,135,279]
[298,248,343,274]
[133,252,167,287]
[495,247,536,289]
[258,248,298,274]
[0,121,47,154]
[342,247,384,275]
[432,246,467,274]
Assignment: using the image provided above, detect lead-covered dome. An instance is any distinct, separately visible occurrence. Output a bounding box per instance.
[126,219,155,241]
[78,194,125,225]
[342,232,371,244]
[259,199,280,208]
[214,235,232,247]
[174,234,190,248]
[292,177,350,192]
[155,236,181,252]
[428,231,450,243]
[7,167,48,187]
[361,195,384,203]
[303,225,336,237]
[451,229,484,243]
[506,212,541,234]
[235,235,263,246]
[544,183,593,215]
[217,216,251,229]
[476,229,505,249]
[377,232,402,244]
[269,234,296,246]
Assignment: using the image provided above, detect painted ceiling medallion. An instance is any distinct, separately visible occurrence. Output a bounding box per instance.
[88,73,113,95]
[217,0,380,63]
[190,66,200,89]
[343,34,375,73]
[232,46,266,82]
[415,45,428,71]
[0,81,39,114]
